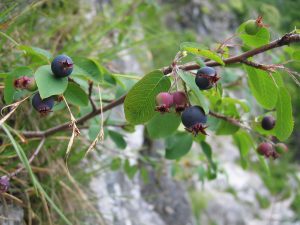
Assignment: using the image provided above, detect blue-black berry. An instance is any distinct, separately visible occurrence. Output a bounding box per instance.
[51,55,73,78]
[261,116,275,130]
[32,92,55,115]
[181,106,208,135]
[195,67,218,90]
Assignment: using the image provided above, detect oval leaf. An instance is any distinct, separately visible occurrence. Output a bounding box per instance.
[244,65,279,110]
[275,87,294,141]
[165,132,193,160]
[34,65,68,99]
[124,70,170,125]
[108,130,127,149]
[64,82,88,106]
[72,57,104,82]
[146,112,181,139]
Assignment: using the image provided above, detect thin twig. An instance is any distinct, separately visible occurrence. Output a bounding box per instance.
[21,32,300,139]
[88,81,97,112]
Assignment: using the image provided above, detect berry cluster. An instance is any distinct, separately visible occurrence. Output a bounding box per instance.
[256,142,288,159]
[155,66,221,136]
[155,91,188,113]
[256,115,288,159]
[13,55,74,115]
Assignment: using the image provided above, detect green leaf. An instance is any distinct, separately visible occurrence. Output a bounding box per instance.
[275,87,294,141]
[72,57,105,82]
[146,113,181,139]
[165,132,193,160]
[124,160,138,179]
[64,82,88,106]
[19,45,52,62]
[244,65,279,110]
[180,42,225,65]
[216,120,239,135]
[124,70,170,125]
[110,157,122,171]
[4,67,33,104]
[177,70,209,114]
[292,50,300,61]
[238,23,270,47]
[200,141,217,171]
[233,130,253,169]
[34,65,68,99]
[108,130,127,149]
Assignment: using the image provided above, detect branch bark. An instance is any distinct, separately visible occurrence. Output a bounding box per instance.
[22,32,300,138]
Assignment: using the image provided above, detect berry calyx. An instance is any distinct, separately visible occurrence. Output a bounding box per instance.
[261,116,276,130]
[155,92,173,113]
[181,106,208,136]
[32,92,55,115]
[172,91,188,113]
[195,67,219,90]
[256,142,278,159]
[51,55,73,78]
[274,143,288,154]
[13,76,37,91]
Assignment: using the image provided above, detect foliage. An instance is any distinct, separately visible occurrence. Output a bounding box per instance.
[0,0,300,224]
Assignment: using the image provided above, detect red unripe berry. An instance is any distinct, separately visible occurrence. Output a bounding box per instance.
[172,91,188,113]
[256,142,278,159]
[155,92,173,113]
[13,76,37,91]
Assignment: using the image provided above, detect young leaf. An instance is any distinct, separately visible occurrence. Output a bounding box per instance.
[177,70,209,114]
[108,130,127,149]
[180,42,225,65]
[124,160,138,179]
[124,70,170,124]
[64,82,88,107]
[244,65,279,110]
[165,132,193,160]
[146,112,181,139]
[34,65,68,99]
[275,87,294,141]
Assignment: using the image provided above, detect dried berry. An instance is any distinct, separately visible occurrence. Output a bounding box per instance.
[181,106,208,136]
[155,92,173,113]
[261,116,276,130]
[51,55,73,78]
[13,76,37,91]
[172,91,188,113]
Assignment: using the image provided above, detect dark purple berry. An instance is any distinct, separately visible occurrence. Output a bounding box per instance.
[155,92,173,113]
[181,106,208,136]
[261,116,275,130]
[51,55,73,78]
[172,91,188,113]
[195,67,219,90]
[32,92,55,115]
[0,176,10,193]
[274,143,288,154]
